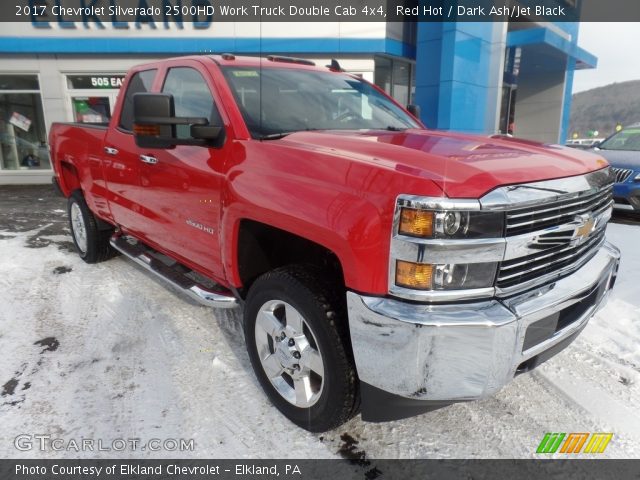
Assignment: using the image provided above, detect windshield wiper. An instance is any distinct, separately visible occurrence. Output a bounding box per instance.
[258,132,292,140]
[371,126,408,131]
[258,128,325,140]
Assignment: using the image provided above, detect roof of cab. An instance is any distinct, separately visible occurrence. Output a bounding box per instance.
[128,54,343,75]
[209,54,334,71]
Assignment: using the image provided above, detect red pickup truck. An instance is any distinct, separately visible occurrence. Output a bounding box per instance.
[50,54,620,432]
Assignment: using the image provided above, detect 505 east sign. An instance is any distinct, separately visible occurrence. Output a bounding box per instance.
[24,0,216,30]
[67,75,125,89]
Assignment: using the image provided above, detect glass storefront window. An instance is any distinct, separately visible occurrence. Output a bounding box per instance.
[392,61,411,106]
[66,73,125,126]
[0,75,40,91]
[374,56,414,107]
[0,75,51,171]
[374,56,392,93]
[499,47,521,135]
[72,97,111,124]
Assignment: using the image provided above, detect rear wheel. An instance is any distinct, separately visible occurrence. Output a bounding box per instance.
[68,190,116,263]
[244,265,359,432]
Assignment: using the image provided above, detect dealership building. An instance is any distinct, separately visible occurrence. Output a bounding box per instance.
[0,14,596,184]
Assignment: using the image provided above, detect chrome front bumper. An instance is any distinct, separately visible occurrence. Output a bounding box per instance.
[348,242,620,412]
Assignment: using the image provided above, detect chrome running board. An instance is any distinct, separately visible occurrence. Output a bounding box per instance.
[110,234,239,309]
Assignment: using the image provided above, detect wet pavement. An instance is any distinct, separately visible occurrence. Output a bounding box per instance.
[0,185,71,249]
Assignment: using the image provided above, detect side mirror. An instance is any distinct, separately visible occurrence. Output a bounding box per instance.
[591,141,601,150]
[133,93,175,149]
[407,104,421,120]
[133,93,224,149]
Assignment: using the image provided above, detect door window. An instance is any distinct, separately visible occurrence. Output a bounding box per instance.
[161,67,222,139]
[119,69,157,132]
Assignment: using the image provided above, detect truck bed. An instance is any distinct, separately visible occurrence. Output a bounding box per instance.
[49,121,111,218]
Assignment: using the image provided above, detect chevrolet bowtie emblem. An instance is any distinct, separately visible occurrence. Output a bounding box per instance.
[573,214,596,243]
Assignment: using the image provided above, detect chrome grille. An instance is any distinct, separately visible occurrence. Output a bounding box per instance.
[505,186,613,236]
[497,229,606,289]
[611,167,634,183]
[493,170,614,293]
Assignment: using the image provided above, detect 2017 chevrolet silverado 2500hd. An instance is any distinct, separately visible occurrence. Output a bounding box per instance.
[49,54,621,432]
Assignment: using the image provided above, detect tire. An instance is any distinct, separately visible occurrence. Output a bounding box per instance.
[244,265,360,432]
[67,190,116,263]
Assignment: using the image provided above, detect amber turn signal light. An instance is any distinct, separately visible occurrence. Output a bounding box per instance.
[399,208,434,237]
[395,260,433,290]
[133,124,160,136]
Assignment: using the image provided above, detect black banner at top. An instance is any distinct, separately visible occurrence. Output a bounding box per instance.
[4,0,640,23]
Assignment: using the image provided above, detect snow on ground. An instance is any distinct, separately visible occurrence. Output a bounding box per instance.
[1,186,640,460]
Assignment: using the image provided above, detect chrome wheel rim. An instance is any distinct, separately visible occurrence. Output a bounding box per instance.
[70,202,88,254]
[254,300,325,408]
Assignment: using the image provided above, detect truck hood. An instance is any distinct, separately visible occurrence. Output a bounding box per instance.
[280,129,609,198]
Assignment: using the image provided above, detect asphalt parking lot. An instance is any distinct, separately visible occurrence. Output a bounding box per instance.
[1,184,640,460]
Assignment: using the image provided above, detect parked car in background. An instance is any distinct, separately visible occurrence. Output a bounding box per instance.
[593,124,640,213]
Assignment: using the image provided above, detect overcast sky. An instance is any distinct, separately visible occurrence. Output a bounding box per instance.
[572,23,640,93]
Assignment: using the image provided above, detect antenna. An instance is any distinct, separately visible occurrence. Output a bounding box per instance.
[326,59,344,72]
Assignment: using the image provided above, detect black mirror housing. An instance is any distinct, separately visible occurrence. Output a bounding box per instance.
[133,93,176,149]
[133,93,224,149]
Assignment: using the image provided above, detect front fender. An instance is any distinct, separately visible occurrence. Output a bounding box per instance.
[220,141,442,295]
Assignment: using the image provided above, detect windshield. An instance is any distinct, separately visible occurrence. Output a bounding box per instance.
[599,128,640,151]
[221,66,421,138]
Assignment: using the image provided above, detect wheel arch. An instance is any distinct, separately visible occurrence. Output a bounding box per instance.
[58,161,81,197]
[234,219,346,299]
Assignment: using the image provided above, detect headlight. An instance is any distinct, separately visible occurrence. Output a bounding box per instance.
[395,260,498,290]
[635,172,640,182]
[433,262,498,289]
[391,197,506,299]
[398,208,504,239]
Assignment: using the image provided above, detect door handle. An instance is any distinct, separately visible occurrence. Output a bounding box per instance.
[139,155,158,165]
[104,146,118,155]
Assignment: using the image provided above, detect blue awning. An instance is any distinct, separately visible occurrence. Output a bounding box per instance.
[507,27,597,69]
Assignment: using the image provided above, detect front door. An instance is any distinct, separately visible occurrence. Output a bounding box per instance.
[137,63,227,281]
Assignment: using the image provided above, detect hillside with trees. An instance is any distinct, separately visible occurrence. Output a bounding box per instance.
[569,79,640,139]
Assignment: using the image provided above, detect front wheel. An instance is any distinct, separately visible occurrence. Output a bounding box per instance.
[244,265,359,432]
